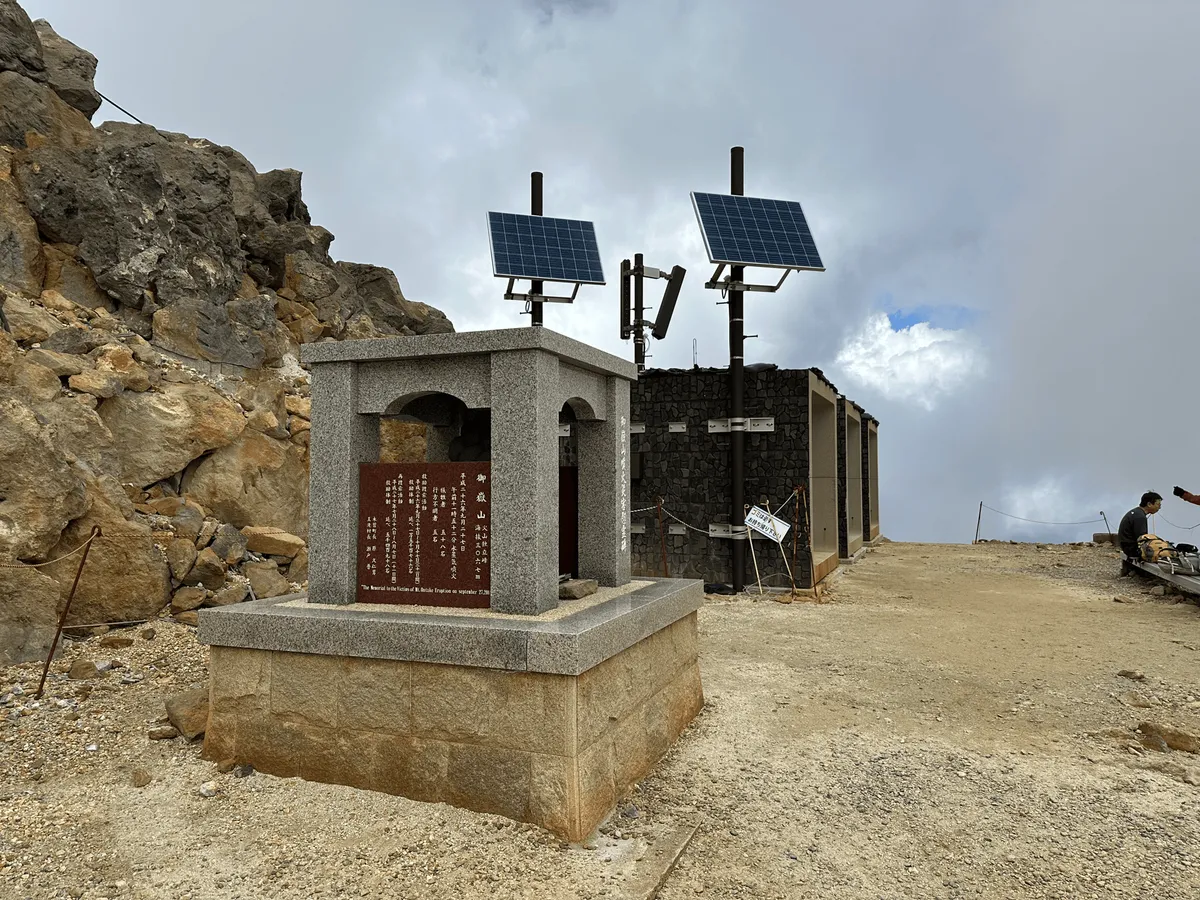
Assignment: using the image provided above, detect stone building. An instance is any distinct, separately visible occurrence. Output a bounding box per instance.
[627,365,880,588]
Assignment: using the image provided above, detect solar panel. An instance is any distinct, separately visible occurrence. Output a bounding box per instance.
[691,192,824,271]
[487,211,605,285]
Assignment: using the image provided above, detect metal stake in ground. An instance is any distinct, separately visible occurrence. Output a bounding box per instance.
[974,500,984,544]
[745,504,764,594]
[657,497,670,578]
[36,526,101,700]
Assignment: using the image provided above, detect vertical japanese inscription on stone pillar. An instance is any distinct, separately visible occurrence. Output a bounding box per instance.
[357,462,491,607]
[620,415,628,552]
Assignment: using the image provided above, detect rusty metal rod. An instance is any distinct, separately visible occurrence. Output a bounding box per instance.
[36,526,101,700]
[657,497,670,578]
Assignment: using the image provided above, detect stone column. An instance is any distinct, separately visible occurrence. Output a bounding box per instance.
[307,362,379,605]
[577,376,631,587]
[489,349,560,614]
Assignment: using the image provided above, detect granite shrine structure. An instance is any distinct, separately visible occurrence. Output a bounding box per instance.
[198,328,705,841]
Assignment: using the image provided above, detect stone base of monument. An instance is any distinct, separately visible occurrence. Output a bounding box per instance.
[197,578,704,841]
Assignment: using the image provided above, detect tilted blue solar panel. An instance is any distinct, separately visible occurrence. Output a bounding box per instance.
[487,212,606,285]
[690,192,824,271]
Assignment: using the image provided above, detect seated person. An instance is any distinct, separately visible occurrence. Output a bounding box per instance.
[1173,486,1200,505]
[1118,491,1162,576]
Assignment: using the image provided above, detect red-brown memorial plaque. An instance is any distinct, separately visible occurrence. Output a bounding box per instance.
[357,462,491,607]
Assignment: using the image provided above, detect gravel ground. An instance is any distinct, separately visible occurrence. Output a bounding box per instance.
[2,540,1199,899]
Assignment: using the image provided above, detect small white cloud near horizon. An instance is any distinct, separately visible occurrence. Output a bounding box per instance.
[834,312,982,410]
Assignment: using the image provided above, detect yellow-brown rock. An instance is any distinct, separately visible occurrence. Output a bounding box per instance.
[241,526,305,559]
[97,380,246,488]
[185,430,309,538]
[40,474,171,626]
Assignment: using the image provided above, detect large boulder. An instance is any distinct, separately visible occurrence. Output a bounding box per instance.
[12,122,243,313]
[11,356,59,401]
[1,289,61,342]
[32,20,102,120]
[243,222,333,290]
[257,168,310,225]
[42,244,114,311]
[0,70,94,149]
[0,171,45,296]
[0,393,88,560]
[185,430,309,538]
[40,474,170,626]
[337,262,453,336]
[0,0,45,82]
[97,380,245,487]
[31,395,121,477]
[151,298,278,368]
[283,251,353,331]
[0,564,60,666]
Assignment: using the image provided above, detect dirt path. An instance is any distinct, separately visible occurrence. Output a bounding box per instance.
[3,541,1199,899]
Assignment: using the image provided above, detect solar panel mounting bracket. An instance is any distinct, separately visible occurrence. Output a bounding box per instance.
[703,263,792,294]
[503,277,582,305]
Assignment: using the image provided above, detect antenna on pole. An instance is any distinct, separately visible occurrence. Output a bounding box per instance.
[620,256,687,373]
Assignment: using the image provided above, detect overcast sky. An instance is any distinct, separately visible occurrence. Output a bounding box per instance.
[22,0,1200,544]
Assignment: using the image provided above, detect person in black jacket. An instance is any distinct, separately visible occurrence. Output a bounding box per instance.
[1118,491,1162,576]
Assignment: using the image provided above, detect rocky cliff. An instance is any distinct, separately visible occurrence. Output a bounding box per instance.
[0,0,452,665]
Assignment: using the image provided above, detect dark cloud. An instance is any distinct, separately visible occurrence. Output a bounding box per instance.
[22,0,1200,543]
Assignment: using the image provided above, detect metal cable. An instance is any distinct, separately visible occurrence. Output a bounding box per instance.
[96,90,146,125]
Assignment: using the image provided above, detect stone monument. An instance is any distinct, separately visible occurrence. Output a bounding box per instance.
[198,327,705,841]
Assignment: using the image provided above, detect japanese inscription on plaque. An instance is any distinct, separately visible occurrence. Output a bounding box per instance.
[357,462,491,607]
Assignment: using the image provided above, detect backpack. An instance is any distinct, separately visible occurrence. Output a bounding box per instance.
[1138,534,1173,562]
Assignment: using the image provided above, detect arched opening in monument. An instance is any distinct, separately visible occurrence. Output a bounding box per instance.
[558,397,600,582]
[380,392,492,464]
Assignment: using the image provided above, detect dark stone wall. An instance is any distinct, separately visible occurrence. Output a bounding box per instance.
[629,367,815,587]
[836,397,849,559]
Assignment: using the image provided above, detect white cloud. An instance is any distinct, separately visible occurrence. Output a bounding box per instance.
[1003,477,1085,528]
[834,313,982,410]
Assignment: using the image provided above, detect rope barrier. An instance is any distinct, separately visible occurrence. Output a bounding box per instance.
[0,530,101,569]
[661,508,711,536]
[980,504,1104,527]
[637,489,804,539]
[1154,514,1200,531]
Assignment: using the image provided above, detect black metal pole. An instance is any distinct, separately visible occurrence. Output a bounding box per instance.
[634,252,646,372]
[974,500,983,544]
[620,258,631,341]
[730,146,746,592]
[531,171,544,326]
